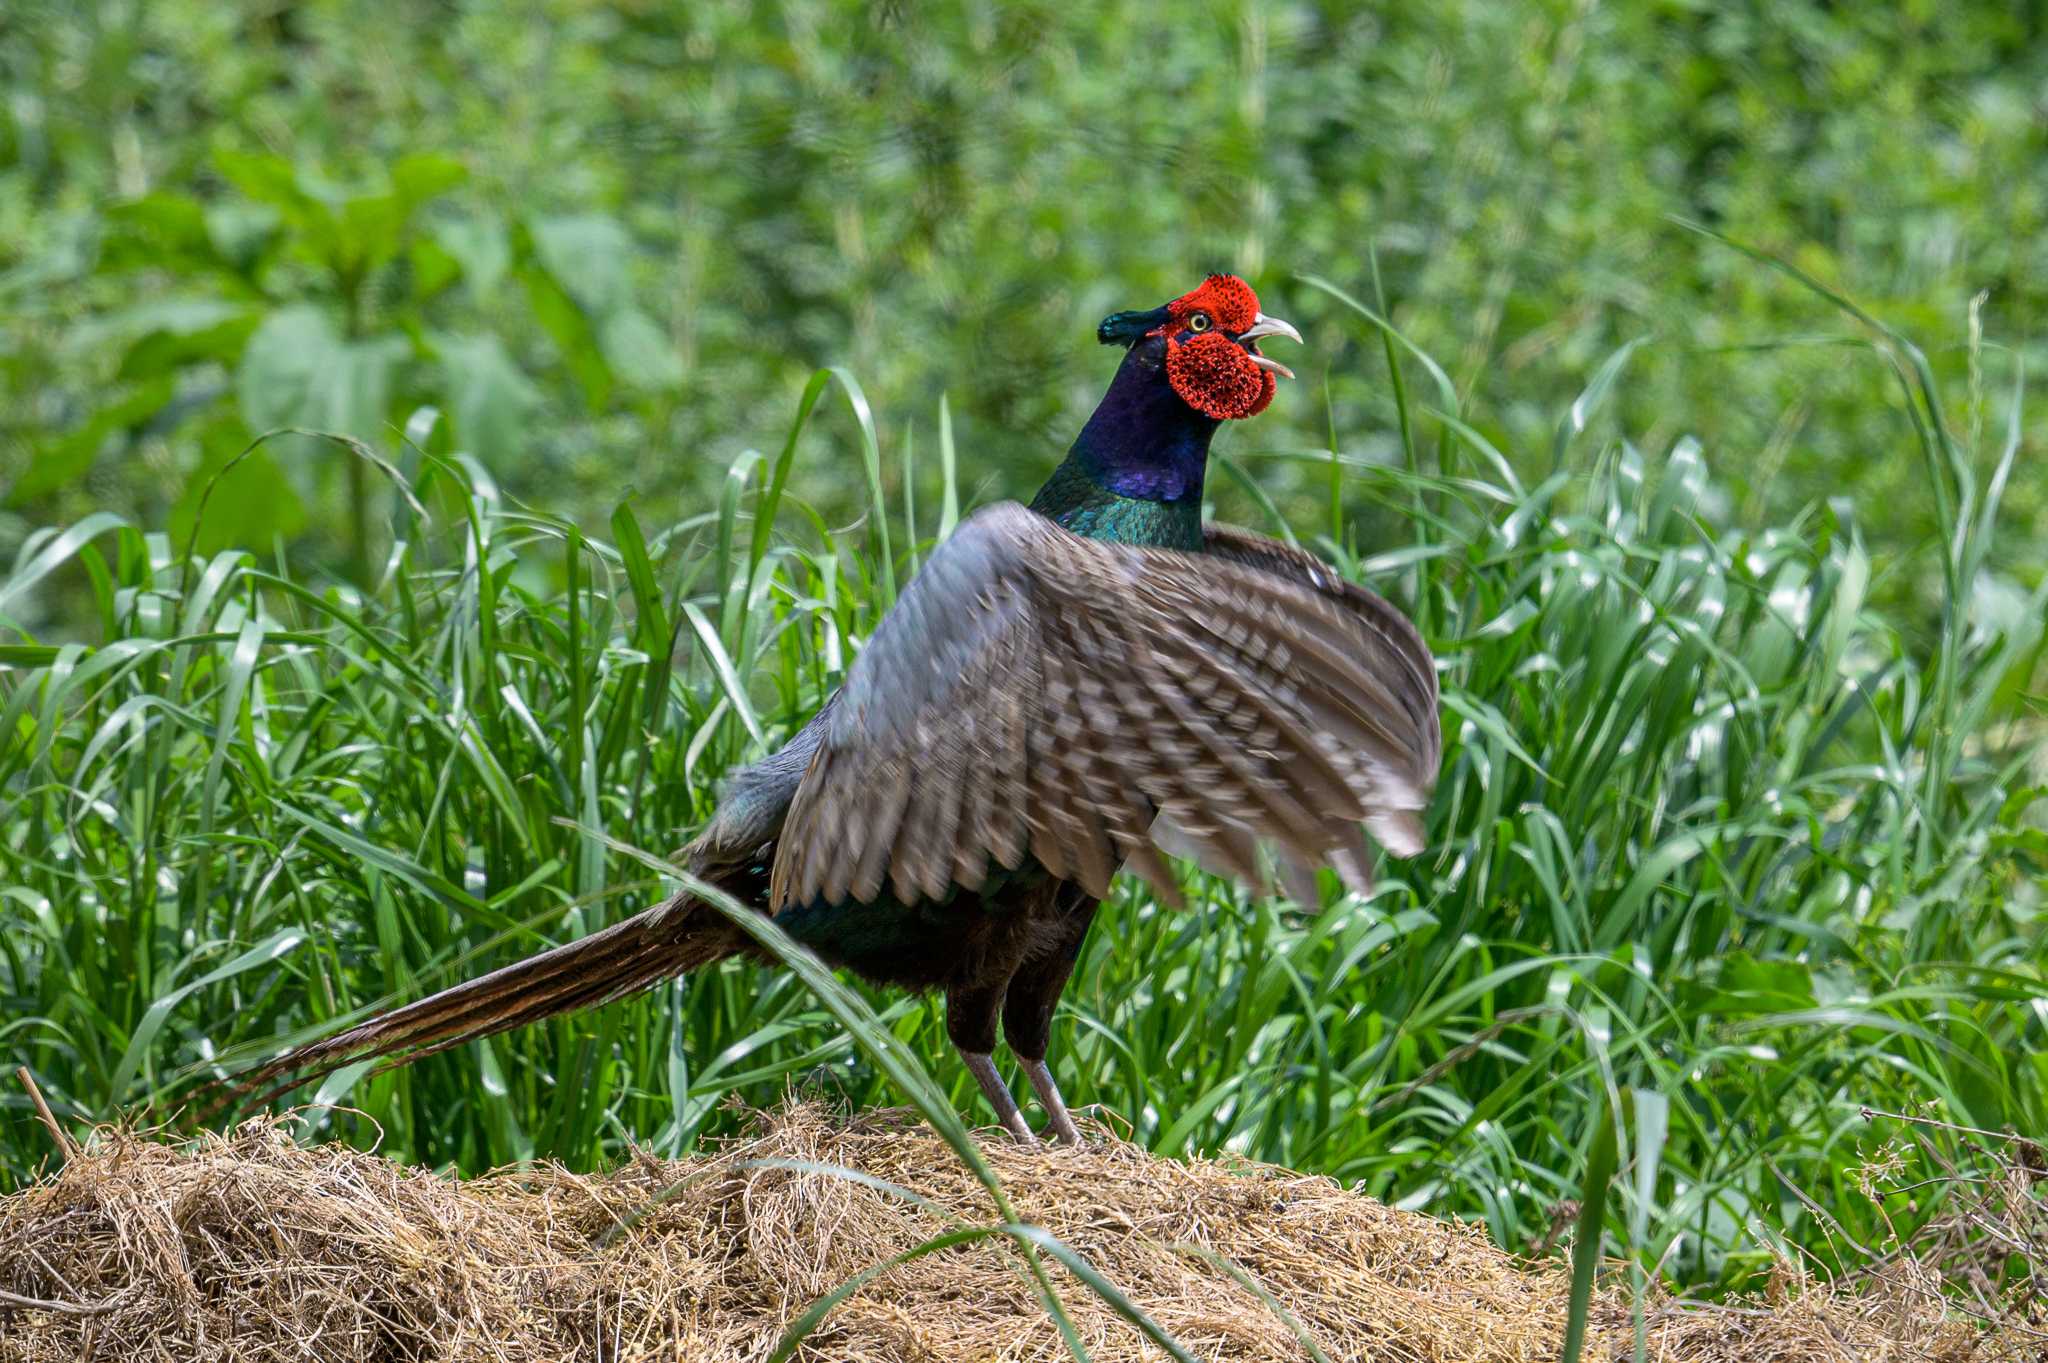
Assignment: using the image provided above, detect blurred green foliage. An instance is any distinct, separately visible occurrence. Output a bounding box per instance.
[4,0,2045,615]
[1,294,2040,1297]
[3,1,2046,1313]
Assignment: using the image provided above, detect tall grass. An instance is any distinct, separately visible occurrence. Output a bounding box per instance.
[2,269,2042,1303]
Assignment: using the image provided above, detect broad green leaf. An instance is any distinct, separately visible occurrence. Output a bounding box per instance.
[237,305,341,433]
[436,217,512,300]
[213,148,315,214]
[169,434,308,555]
[391,151,468,208]
[433,331,542,461]
[600,308,683,389]
[520,262,611,407]
[529,213,634,317]
[12,377,177,504]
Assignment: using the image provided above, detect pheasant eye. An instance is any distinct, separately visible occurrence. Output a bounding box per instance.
[1186,312,1211,333]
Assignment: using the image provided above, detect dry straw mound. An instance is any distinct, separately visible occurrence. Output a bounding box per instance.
[0,1103,1977,1362]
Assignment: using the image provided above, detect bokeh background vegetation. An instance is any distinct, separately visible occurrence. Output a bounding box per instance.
[3,0,2045,1318]
[6,1,2048,590]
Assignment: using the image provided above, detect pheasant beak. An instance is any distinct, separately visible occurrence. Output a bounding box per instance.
[1236,312,1303,380]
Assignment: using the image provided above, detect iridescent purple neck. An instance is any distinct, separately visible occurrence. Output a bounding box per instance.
[1039,337,1219,504]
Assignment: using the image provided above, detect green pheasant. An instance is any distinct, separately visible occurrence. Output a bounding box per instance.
[227,274,1441,1146]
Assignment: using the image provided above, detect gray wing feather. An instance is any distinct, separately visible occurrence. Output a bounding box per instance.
[768,502,1440,912]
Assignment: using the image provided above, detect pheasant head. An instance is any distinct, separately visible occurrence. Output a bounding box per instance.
[1031,273,1303,544]
[1096,273,1302,420]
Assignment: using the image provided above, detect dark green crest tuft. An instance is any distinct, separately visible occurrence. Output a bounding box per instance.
[1096,305,1171,347]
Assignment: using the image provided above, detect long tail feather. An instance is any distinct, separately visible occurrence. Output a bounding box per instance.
[210,892,745,1118]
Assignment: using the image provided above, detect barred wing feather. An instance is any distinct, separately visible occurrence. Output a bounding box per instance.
[770,503,1439,913]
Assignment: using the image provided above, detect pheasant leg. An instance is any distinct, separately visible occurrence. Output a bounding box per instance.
[1021,1057,1084,1146]
[960,1050,1037,1145]
[1000,890,1099,1147]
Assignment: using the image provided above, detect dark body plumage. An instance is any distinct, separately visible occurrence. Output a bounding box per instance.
[224,279,1441,1144]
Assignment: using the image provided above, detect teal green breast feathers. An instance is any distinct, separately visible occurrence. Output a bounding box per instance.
[1027,459,1205,551]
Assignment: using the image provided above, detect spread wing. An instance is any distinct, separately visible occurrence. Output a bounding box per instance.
[1197,521,1440,778]
[769,502,1440,912]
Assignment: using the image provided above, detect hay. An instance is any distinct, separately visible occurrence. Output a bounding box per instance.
[0,1103,1983,1362]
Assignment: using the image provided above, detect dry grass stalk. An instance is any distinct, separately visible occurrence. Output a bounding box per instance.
[0,1102,1996,1362]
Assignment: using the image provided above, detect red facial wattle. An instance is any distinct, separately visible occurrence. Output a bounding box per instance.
[1166,332,1278,419]
[1148,274,1291,421]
